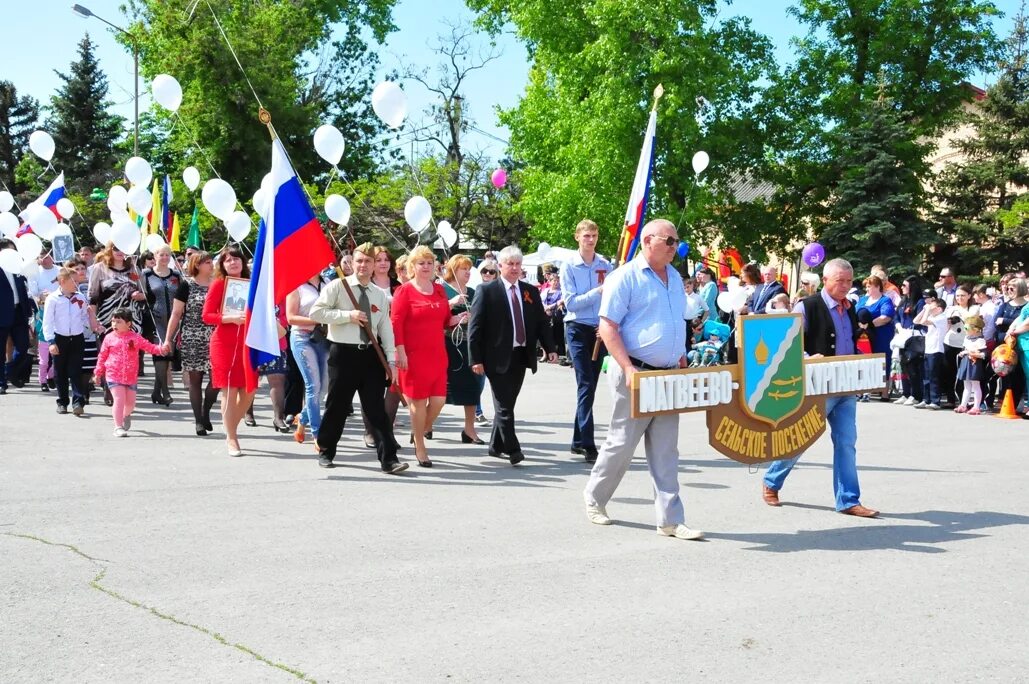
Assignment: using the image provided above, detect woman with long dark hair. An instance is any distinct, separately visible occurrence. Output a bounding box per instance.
[893,275,927,405]
[202,246,254,456]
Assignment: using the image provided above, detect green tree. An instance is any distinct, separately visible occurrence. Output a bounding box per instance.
[933,10,1029,275]
[752,0,1002,256]
[0,81,39,195]
[48,34,125,194]
[123,0,397,200]
[467,0,778,256]
[818,93,936,275]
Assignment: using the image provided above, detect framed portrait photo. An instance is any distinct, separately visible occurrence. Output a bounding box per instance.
[222,277,250,317]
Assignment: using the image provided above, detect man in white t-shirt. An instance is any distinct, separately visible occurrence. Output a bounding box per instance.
[30,254,61,299]
[913,291,950,409]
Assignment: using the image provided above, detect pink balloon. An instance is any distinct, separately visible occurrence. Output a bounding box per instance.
[490,168,507,188]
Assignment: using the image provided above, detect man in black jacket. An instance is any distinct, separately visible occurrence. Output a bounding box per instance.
[469,245,557,464]
[0,239,32,394]
[750,264,787,314]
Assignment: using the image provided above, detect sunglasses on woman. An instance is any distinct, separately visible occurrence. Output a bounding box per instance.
[481,269,497,275]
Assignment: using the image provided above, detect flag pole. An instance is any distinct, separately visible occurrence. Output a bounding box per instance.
[259,107,393,382]
[593,84,664,362]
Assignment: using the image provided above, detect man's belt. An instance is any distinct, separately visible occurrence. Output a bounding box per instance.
[336,342,374,350]
[628,356,673,371]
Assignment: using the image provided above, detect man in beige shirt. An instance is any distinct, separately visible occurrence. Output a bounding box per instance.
[310,242,407,473]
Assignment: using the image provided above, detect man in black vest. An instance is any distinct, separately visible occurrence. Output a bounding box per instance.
[468,245,557,464]
[0,239,33,394]
[761,258,879,517]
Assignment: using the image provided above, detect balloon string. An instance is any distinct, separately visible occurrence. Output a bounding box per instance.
[202,0,264,110]
[323,166,338,194]
[335,168,409,250]
[174,112,222,180]
[0,179,24,213]
[674,175,698,236]
[402,130,449,258]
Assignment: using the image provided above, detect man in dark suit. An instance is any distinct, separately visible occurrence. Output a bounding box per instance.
[750,264,787,314]
[0,239,33,394]
[469,245,557,464]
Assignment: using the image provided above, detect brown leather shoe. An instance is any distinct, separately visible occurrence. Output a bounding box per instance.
[839,504,879,518]
[762,485,781,507]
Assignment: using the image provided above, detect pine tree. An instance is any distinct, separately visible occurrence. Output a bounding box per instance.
[934,11,1029,275]
[818,91,936,277]
[47,34,125,193]
[0,81,39,194]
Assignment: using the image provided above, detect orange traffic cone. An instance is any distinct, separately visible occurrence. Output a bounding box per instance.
[997,389,1021,420]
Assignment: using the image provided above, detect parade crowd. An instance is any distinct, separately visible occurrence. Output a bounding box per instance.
[2,220,1028,539]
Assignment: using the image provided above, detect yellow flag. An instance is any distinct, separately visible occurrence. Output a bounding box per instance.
[149,179,161,234]
[170,213,181,251]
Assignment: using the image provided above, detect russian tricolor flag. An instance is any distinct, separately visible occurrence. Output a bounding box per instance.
[618,109,657,263]
[17,172,66,236]
[243,137,335,392]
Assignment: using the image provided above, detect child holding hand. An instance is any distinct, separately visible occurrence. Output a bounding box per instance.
[94,308,167,436]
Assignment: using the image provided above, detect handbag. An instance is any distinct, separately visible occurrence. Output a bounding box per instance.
[310,324,328,344]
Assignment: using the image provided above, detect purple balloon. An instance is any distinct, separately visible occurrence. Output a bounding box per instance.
[802,242,825,267]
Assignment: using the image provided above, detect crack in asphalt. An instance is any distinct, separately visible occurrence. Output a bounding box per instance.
[4,532,317,683]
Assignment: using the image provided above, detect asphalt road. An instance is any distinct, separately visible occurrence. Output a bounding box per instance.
[2,364,1027,682]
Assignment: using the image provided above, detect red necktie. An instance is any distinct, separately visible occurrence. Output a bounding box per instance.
[509,284,526,345]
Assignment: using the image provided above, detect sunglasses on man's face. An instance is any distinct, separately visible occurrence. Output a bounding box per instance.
[649,235,677,246]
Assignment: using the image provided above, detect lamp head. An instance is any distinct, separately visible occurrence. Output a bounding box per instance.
[72,4,93,18]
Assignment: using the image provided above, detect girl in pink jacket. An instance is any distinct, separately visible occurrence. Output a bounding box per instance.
[94,308,165,436]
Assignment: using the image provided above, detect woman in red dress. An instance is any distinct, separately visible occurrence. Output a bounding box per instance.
[392,245,466,466]
[202,246,254,457]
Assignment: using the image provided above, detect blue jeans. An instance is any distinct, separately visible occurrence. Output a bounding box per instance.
[290,330,329,437]
[565,321,604,450]
[763,395,860,511]
[923,352,943,405]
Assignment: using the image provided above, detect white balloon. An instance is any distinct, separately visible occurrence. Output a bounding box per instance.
[109,184,129,206]
[0,212,19,238]
[313,124,345,165]
[202,179,237,221]
[111,218,141,254]
[371,81,408,129]
[25,204,57,240]
[145,233,166,253]
[127,185,153,215]
[252,188,270,219]
[125,157,153,187]
[716,291,733,314]
[731,287,749,310]
[0,191,13,212]
[404,195,432,232]
[54,222,72,237]
[16,233,43,260]
[109,205,130,223]
[226,211,252,242]
[324,194,351,226]
[29,130,55,162]
[692,150,710,175]
[726,276,741,292]
[438,223,458,248]
[0,248,24,273]
[56,197,75,219]
[152,74,183,112]
[182,166,201,192]
[20,259,39,280]
[93,222,112,245]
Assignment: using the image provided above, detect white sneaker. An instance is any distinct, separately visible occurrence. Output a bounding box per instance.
[113,427,128,438]
[585,502,612,525]
[926,403,941,411]
[657,524,704,540]
[913,401,927,409]
[475,413,489,425]
[893,397,907,404]
[903,397,917,406]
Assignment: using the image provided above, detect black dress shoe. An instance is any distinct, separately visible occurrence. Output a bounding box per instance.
[417,458,433,468]
[244,414,257,427]
[570,446,586,455]
[195,423,208,436]
[509,451,525,465]
[364,434,377,449]
[584,448,599,464]
[0,387,6,395]
[461,431,485,445]
[56,404,67,414]
[383,461,409,474]
[203,418,214,432]
[40,384,49,392]
[424,431,433,440]
[318,455,335,468]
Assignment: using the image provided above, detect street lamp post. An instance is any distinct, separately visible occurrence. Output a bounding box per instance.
[71,3,139,156]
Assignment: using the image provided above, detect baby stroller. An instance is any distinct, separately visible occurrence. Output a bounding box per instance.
[688,319,732,367]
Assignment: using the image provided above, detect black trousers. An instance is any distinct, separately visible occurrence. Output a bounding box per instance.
[0,321,31,388]
[486,348,528,455]
[318,343,397,467]
[283,339,305,418]
[53,334,86,407]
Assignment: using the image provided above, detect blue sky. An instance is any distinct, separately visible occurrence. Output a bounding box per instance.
[2,0,1023,162]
